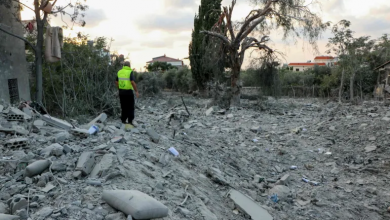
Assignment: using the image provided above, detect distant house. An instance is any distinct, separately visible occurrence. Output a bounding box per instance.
[146,54,184,68]
[288,56,338,72]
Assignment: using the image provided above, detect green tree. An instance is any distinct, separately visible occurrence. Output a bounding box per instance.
[326,20,354,103]
[189,0,224,90]
[146,61,177,72]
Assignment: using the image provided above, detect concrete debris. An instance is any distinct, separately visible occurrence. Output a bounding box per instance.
[70,128,89,138]
[0,214,20,220]
[75,152,95,176]
[0,98,390,220]
[5,138,28,148]
[229,189,273,220]
[41,114,73,130]
[146,129,160,143]
[102,190,168,219]
[87,113,107,128]
[25,160,51,177]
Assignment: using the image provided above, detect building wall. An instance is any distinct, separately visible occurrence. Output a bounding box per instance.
[0,2,31,103]
[290,66,315,72]
[168,61,183,66]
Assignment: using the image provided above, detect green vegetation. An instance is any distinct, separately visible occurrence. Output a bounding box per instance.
[189,0,224,90]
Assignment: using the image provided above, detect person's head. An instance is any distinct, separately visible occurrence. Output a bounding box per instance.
[124,61,131,67]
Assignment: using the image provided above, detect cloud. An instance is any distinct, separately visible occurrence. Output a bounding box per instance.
[83,8,107,28]
[141,40,174,48]
[135,9,194,33]
[164,0,197,8]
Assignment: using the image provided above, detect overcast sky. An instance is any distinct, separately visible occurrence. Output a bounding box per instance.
[21,0,390,71]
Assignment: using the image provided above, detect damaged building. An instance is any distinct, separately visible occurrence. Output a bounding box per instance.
[0,1,31,104]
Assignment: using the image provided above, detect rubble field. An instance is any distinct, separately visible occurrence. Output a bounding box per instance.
[1,96,390,220]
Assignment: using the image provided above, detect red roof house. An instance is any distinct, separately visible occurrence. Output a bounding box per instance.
[146,54,184,67]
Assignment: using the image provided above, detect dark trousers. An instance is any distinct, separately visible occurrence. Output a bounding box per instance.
[119,93,135,124]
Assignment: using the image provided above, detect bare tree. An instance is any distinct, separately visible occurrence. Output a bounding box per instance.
[201,0,327,106]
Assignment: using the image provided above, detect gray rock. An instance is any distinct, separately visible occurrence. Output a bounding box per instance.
[105,213,126,220]
[93,207,108,217]
[146,129,160,143]
[75,152,95,176]
[51,162,67,172]
[269,185,291,201]
[38,207,53,218]
[229,189,273,220]
[176,207,192,216]
[0,202,8,213]
[54,132,70,143]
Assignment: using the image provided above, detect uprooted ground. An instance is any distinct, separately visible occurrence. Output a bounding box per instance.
[1,95,390,220]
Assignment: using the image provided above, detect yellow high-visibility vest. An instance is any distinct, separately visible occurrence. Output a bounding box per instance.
[117,66,133,90]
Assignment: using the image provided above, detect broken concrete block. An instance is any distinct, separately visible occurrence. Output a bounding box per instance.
[70,128,89,138]
[75,152,95,176]
[10,107,31,120]
[146,129,160,143]
[229,189,273,220]
[0,105,3,112]
[5,138,28,148]
[206,167,229,185]
[102,190,168,219]
[5,114,24,121]
[111,136,124,143]
[51,162,67,172]
[276,174,290,185]
[40,143,63,158]
[33,120,46,127]
[8,197,28,215]
[42,114,73,130]
[205,107,214,116]
[90,154,115,178]
[25,160,51,177]
[54,131,70,143]
[87,113,107,128]
[0,214,20,220]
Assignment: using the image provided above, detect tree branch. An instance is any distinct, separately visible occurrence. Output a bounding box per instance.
[13,0,35,12]
[51,3,71,14]
[0,25,36,53]
[201,30,231,46]
[235,0,274,42]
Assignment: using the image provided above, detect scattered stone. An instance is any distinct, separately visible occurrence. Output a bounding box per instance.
[54,132,70,143]
[38,207,53,218]
[90,154,115,178]
[75,152,95,176]
[111,136,124,143]
[105,213,126,220]
[365,145,377,153]
[9,197,28,214]
[41,183,56,193]
[5,138,28,148]
[229,189,273,220]
[205,107,214,116]
[227,114,234,119]
[0,214,20,220]
[269,185,290,202]
[146,129,160,143]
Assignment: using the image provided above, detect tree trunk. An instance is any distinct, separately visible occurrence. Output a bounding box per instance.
[350,71,356,102]
[230,61,241,106]
[35,0,44,104]
[338,68,345,103]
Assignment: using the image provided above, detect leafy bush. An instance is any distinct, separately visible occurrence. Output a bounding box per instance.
[137,72,166,96]
[173,67,194,93]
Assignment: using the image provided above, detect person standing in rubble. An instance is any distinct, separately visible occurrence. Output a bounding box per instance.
[115,61,139,128]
